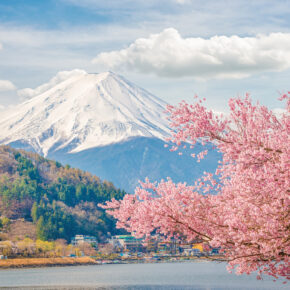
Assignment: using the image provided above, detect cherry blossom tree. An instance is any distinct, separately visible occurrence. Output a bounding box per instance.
[100,93,290,281]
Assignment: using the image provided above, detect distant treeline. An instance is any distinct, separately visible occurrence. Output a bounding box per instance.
[0,145,126,241]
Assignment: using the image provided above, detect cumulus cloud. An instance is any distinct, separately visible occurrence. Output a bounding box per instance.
[92,28,290,79]
[18,69,86,100]
[0,80,16,91]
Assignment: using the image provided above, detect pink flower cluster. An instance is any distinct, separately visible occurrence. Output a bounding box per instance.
[100,94,290,281]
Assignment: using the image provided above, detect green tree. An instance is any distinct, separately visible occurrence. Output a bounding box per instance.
[31,202,38,222]
[36,216,46,240]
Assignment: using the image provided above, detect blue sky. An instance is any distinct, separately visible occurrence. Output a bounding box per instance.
[0,0,290,111]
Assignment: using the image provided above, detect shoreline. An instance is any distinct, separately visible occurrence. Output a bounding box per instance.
[0,257,98,269]
[0,256,225,270]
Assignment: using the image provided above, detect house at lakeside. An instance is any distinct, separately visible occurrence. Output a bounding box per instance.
[109,235,143,252]
[71,235,97,247]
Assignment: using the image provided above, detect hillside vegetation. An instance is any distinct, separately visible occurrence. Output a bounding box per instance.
[0,145,126,242]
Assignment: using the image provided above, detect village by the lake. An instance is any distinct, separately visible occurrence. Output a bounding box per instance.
[0,226,222,268]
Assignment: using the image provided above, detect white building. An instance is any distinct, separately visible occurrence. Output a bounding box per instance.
[109,235,143,252]
[71,235,97,247]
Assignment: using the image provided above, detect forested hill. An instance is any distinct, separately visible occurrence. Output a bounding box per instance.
[0,145,126,242]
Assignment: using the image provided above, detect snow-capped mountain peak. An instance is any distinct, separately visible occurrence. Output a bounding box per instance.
[0,70,171,156]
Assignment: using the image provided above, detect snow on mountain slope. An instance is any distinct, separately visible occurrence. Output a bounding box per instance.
[0,70,171,156]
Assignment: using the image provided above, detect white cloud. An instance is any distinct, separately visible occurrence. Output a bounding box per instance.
[17,69,86,100]
[273,107,287,117]
[92,28,290,80]
[0,80,16,91]
[175,0,190,4]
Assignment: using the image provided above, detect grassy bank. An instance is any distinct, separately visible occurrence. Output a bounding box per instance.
[0,257,97,269]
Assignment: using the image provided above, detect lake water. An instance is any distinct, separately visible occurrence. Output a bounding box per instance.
[0,261,287,289]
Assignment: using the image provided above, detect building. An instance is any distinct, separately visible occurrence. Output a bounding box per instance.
[71,235,97,247]
[109,235,143,252]
[183,248,201,256]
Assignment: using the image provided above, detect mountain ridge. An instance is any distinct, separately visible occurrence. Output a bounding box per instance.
[0,70,171,156]
[0,144,125,241]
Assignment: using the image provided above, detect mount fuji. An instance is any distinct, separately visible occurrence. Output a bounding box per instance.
[0,70,219,192]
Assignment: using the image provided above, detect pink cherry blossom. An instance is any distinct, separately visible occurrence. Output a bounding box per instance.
[100,94,290,281]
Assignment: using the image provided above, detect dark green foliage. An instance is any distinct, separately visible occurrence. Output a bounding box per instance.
[34,201,76,241]
[0,146,126,241]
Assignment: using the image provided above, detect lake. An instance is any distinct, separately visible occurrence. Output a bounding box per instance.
[0,261,287,289]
